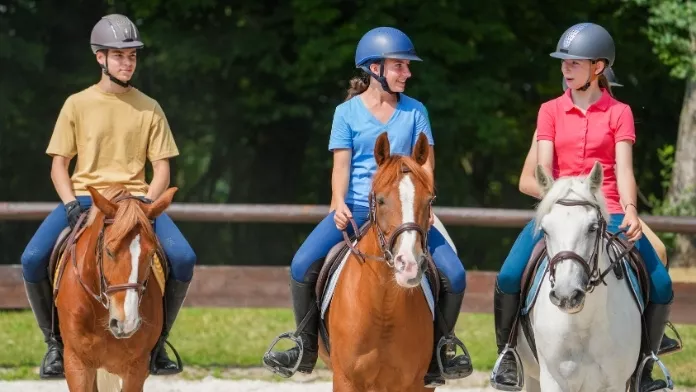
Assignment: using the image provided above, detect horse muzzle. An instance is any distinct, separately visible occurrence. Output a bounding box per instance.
[393,253,426,288]
[549,287,586,313]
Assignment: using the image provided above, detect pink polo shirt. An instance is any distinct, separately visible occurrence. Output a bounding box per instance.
[536,88,636,214]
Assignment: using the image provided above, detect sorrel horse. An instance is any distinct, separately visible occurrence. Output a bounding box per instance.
[319,132,436,392]
[54,184,176,392]
[511,163,646,391]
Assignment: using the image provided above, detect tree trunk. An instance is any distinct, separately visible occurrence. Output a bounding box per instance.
[665,79,696,267]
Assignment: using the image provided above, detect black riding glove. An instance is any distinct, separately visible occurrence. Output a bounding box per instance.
[64,200,84,229]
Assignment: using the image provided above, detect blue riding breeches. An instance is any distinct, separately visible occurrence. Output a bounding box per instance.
[497,214,673,304]
[21,195,197,283]
[290,203,467,294]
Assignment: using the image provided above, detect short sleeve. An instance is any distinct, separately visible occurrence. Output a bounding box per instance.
[614,105,636,144]
[147,103,180,161]
[46,97,77,159]
[415,103,434,145]
[536,103,556,142]
[328,107,352,151]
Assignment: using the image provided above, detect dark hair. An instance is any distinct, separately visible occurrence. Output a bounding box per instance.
[597,60,613,97]
[345,71,370,101]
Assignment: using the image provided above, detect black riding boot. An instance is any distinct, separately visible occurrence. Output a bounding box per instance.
[638,302,672,392]
[491,282,522,391]
[424,283,473,388]
[658,327,681,356]
[150,279,190,375]
[263,275,320,377]
[24,279,64,379]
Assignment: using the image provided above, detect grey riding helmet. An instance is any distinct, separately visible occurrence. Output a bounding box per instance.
[551,23,616,91]
[90,14,144,53]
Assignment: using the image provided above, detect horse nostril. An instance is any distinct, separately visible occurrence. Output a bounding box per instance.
[109,318,119,330]
[549,290,560,305]
[570,289,585,304]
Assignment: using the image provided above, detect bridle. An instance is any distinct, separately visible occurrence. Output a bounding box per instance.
[545,199,632,292]
[69,194,154,309]
[342,164,434,270]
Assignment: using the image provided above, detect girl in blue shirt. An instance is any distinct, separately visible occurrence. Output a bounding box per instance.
[263,27,471,387]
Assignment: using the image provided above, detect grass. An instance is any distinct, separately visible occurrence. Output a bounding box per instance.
[1,308,694,385]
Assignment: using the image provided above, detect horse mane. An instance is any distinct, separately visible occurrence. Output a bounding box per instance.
[534,176,609,233]
[371,155,434,194]
[87,185,155,253]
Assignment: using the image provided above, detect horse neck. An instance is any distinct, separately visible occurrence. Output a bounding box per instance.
[351,226,414,311]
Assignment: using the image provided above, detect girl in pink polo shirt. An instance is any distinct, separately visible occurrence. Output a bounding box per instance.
[490,23,673,392]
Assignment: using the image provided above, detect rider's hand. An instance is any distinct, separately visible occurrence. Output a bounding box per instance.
[64,200,84,229]
[620,205,642,242]
[333,202,353,231]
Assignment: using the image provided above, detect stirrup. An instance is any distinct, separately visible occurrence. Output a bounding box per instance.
[262,331,304,378]
[435,334,473,380]
[490,344,524,392]
[150,338,184,375]
[659,321,683,356]
[633,352,674,392]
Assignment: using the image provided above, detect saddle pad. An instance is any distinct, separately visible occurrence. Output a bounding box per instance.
[522,240,645,315]
[319,242,435,320]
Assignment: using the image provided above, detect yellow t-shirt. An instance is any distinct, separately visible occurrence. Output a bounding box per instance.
[46,85,179,196]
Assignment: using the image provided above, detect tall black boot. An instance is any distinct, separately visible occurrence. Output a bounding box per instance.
[424,282,473,387]
[150,279,190,375]
[24,279,64,379]
[262,277,320,378]
[638,302,672,392]
[490,282,523,391]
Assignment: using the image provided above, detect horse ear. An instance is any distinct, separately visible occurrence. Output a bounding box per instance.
[145,187,177,219]
[374,132,391,166]
[535,164,554,196]
[412,132,429,166]
[87,186,117,218]
[587,161,603,195]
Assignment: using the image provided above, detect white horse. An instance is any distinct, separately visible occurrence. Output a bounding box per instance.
[514,162,642,392]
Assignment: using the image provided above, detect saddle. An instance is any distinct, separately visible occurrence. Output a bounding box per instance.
[512,232,651,360]
[48,212,168,298]
[314,220,441,354]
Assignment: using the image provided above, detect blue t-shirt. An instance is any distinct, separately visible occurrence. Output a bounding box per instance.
[328,94,434,207]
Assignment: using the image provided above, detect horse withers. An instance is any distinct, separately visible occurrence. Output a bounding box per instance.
[54,184,176,392]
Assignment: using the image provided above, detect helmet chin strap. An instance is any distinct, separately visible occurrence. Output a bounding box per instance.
[361,60,395,94]
[577,60,597,92]
[100,50,131,88]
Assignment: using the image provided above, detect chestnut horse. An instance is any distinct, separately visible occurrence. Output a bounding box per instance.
[55,184,176,392]
[319,132,436,392]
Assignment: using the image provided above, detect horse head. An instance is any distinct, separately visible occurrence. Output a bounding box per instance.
[370,132,434,288]
[534,161,609,313]
[86,185,176,338]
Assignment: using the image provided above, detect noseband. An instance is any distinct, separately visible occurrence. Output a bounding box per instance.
[342,165,434,270]
[70,195,154,309]
[546,199,631,292]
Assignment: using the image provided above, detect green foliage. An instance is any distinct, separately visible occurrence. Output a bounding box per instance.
[624,0,696,80]
[0,0,685,269]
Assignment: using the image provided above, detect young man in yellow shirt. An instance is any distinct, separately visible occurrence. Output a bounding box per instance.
[21,14,195,378]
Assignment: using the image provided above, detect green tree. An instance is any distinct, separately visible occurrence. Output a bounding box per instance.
[625,0,696,266]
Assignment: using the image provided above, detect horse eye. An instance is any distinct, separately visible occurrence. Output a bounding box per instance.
[588,224,599,233]
[377,196,385,205]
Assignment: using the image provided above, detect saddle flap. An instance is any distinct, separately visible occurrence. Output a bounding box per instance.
[48,227,72,283]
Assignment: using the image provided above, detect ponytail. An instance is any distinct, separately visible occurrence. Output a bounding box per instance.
[345,72,370,101]
[597,60,614,97]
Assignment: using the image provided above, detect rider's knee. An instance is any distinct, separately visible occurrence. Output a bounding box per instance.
[170,247,197,282]
[442,261,466,294]
[290,249,324,283]
[496,271,521,295]
[21,247,48,283]
[651,269,673,305]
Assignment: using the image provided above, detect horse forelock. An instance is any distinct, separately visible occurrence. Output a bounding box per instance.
[371,155,433,196]
[534,176,608,233]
